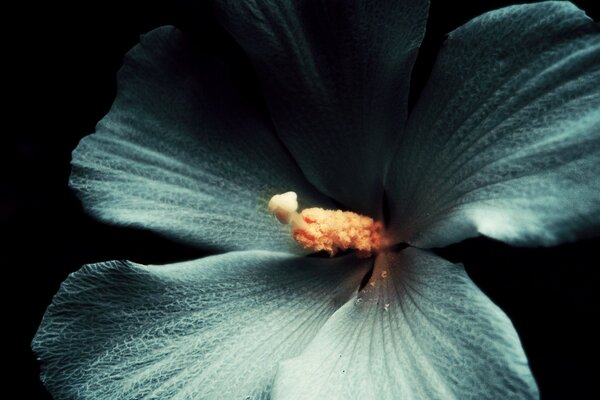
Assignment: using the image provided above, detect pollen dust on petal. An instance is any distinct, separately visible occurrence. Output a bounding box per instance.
[268,192,382,257]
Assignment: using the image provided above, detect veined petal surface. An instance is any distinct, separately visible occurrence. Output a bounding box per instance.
[33,251,370,399]
[71,26,332,252]
[215,0,430,215]
[386,2,600,247]
[272,248,538,400]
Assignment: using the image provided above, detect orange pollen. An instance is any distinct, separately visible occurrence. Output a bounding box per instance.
[268,192,382,257]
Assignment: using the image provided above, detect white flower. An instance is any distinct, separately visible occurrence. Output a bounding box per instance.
[33,1,599,399]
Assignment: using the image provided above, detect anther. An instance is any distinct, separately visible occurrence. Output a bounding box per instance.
[269,192,382,257]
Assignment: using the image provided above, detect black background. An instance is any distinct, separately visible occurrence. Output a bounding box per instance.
[6,1,599,399]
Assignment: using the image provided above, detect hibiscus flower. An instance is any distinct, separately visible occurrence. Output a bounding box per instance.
[33,1,599,399]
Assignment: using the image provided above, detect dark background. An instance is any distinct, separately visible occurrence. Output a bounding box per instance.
[6,1,599,399]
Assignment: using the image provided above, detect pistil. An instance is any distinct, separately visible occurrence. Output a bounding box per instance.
[269,192,382,257]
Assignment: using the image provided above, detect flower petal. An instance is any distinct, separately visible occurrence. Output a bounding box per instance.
[32,251,370,399]
[214,0,430,215]
[70,26,332,253]
[385,2,600,247]
[272,248,538,400]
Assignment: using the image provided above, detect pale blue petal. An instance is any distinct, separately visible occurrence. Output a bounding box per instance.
[272,248,538,400]
[32,251,370,399]
[385,2,600,247]
[70,26,332,253]
[214,0,430,216]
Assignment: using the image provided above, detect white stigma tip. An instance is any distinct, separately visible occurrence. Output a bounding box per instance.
[268,192,299,224]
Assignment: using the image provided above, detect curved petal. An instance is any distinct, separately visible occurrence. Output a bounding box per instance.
[385,2,600,248]
[214,0,430,215]
[272,248,537,400]
[70,26,332,253]
[32,251,370,399]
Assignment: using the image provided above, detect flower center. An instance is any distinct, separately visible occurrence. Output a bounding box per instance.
[268,192,382,257]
